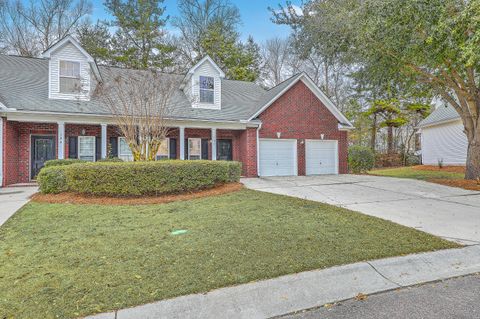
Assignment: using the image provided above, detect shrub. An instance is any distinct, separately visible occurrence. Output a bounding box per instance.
[374,153,403,168]
[37,166,68,194]
[44,159,86,168]
[348,146,375,173]
[38,160,242,197]
[96,157,124,163]
[405,154,421,166]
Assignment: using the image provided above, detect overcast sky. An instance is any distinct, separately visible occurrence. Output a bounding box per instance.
[90,0,301,42]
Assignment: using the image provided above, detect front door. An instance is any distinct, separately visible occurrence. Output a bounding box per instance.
[217,139,233,161]
[31,136,56,180]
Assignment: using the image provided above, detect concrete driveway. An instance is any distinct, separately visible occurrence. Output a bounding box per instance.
[242,175,480,244]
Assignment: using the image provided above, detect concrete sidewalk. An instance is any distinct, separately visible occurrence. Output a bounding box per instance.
[0,186,38,226]
[87,245,480,319]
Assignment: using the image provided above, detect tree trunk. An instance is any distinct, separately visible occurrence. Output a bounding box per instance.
[371,114,377,151]
[387,126,394,154]
[465,134,480,180]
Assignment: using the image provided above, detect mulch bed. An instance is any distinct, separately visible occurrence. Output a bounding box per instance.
[428,179,480,191]
[31,183,244,206]
[412,165,466,173]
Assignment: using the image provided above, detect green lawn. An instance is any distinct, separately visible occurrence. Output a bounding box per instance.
[0,189,458,318]
[370,167,464,180]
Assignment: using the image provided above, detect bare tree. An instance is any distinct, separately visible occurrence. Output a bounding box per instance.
[171,0,241,64]
[96,70,178,161]
[260,37,292,87]
[0,0,91,56]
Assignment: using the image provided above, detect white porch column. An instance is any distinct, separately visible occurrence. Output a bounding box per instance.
[211,128,217,160]
[179,126,185,160]
[57,122,65,159]
[101,124,107,159]
[0,118,3,187]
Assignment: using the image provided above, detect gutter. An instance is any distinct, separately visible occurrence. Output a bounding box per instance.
[416,117,462,130]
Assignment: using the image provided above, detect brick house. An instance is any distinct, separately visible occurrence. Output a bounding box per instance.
[0,36,353,187]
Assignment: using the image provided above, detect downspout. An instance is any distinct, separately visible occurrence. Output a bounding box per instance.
[256,123,262,177]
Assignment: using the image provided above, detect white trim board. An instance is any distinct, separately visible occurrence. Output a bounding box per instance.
[249,73,353,129]
[42,35,95,63]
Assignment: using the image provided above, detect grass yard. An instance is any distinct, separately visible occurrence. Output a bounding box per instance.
[369,166,480,191]
[0,189,458,318]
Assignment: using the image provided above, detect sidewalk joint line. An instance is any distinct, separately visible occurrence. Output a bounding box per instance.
[366,261,403,288]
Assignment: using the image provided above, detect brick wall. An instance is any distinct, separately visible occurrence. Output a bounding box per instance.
[3,121,58,184]
[239,127,258,177]
[258,80,348,174]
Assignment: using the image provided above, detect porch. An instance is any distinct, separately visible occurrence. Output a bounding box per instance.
[0,118,259,186]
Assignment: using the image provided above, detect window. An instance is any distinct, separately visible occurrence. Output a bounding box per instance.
[199,76,214,104]
[156,138,170,160]
[78,136,95,162]
[60,60,81,93]
[188,138,201,160]
[118,137,134,162]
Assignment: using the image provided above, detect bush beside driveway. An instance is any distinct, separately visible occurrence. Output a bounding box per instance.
[0,189,456,319]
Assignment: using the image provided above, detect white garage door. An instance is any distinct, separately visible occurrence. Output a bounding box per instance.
[306,140,338,175]
[259,139,297,177]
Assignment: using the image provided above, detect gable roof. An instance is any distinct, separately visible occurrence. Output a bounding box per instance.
[41,35,94,62]
[0,54,352,127]
[187,55,225,78]
[418,103,461,128]
[249,73,354,128]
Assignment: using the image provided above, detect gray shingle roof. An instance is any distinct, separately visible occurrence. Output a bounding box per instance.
[0,54,350,126]
[418,103,460,127]
[0,54,270,121]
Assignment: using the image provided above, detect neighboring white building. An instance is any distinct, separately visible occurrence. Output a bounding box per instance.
[418,102,467,166]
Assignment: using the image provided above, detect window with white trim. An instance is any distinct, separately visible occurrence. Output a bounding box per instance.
[118,137,134,162]
[156,138,169,160]
[199,76,214,104]
[78,136,95,162]
[59,60,81,93]
[188,138,201,160]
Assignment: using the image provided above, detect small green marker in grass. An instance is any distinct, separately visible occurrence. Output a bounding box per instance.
[171,229,188,236]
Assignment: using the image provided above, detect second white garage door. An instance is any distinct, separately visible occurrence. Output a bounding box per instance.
[306,140,338,175]
[259,139,297,177]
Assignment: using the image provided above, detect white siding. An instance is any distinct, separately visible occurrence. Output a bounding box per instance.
[49,42,91,101]
[421,120,468,165]
[189,60,222,109]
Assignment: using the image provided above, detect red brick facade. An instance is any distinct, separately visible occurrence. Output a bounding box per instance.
[1,79,349,186]
[258,80,348,174]
[2,121,57,185]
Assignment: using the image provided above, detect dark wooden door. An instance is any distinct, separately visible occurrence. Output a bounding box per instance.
[217,139,233,161]
[31,136,56,179]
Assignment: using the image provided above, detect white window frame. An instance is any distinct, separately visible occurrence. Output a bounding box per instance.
[118,137,134,162]
[78,136,96,162]
[199,76,214,104]
[188,138,202,160]
[59,60,81,93]
[156,138,170,160]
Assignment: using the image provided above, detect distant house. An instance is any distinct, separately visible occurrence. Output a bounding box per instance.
[418,102,467,166]
[0,36,353,187]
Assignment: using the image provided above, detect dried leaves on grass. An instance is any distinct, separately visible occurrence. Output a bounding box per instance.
[31,183,243,205]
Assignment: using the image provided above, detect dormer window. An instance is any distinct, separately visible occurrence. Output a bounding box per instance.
[59,60,81,93]
[199,76,214,104]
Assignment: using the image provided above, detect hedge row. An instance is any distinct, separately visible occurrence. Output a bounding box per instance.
[44,159,86,167]
[37,160,242,196]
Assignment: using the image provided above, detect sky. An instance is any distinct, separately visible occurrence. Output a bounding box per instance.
[90,0,301,42]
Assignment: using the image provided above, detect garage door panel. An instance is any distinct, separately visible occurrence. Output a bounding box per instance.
[306,140,338,175]
[259,139,296,177]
